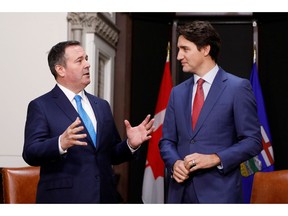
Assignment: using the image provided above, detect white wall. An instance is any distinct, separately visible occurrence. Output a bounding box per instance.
[0,12,68,167]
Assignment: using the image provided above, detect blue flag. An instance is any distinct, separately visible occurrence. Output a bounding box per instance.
[241,62,274,203]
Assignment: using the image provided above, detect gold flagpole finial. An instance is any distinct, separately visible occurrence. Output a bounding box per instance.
[166,42,170,62]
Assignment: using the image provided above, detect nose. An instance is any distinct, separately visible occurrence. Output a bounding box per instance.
[85,59,90,68]
[177,50,183,61]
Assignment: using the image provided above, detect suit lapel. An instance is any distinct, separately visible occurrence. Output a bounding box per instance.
[182,77,195,137]
[192,69,228,135]
[51,85,79,122]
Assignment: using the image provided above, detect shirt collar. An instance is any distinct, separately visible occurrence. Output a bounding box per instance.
[57,83,87,103]
[194,64,219,85]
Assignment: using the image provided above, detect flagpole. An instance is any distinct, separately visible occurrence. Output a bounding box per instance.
[171,20,177,86]
[253,42,257,64]
[253,20,258,65]
[167,42,170,62]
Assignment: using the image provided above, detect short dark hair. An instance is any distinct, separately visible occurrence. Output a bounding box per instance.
[48,40,81,79]
[177,21,221,62]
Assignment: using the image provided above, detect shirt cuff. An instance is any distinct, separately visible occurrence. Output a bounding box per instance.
[58,135,67,155]
[127,139,140,153]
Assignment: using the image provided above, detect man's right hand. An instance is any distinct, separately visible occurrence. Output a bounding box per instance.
[60,117,88,150]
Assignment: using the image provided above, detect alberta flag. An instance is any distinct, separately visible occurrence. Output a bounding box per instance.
[142,49,173,203]
[241,62,274,203]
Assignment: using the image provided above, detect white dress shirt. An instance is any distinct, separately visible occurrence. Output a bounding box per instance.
[192,64,219,111]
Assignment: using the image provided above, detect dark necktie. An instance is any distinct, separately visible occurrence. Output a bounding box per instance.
[74,95,96,147]
[192,78,205,129]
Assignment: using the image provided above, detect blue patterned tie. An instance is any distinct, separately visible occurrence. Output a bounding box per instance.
[74,95,96,147]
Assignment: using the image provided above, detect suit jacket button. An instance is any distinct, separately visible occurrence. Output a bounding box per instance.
[190,139,195,144]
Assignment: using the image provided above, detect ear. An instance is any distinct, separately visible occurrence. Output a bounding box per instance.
[55,65,65,78]
[203,45,211,57]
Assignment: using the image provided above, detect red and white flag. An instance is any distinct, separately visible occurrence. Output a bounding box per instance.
[142,47,173,203]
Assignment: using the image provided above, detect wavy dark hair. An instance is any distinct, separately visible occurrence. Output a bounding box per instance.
[177,21,221,62]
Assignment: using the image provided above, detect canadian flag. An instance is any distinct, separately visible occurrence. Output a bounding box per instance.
[142,48,173,203]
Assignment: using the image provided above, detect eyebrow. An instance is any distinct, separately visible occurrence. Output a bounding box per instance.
[178,45,189,49]
[75,54,88,62]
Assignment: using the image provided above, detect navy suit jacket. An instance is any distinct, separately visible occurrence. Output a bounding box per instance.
[159,68,262,203]
[23,85,133,203]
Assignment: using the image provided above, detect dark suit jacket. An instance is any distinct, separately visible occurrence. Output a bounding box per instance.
[159,68,263,203]
[23,85,133,203]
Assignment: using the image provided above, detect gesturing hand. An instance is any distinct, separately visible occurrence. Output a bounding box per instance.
[124,114,155,149]
[60,117,88,150]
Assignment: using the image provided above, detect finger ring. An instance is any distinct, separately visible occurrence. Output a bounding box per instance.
[191,159,196,167]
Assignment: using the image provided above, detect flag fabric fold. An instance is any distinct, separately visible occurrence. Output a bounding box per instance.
[142,53,173,204]
[241,62,274,203]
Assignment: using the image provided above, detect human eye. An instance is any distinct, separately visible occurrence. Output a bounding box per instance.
[183,47,189,52]
[75,57,83,63]
[179,46,189,52]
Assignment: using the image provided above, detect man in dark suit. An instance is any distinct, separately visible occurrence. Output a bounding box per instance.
[23,40,154,203]
[159,21,262,203]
